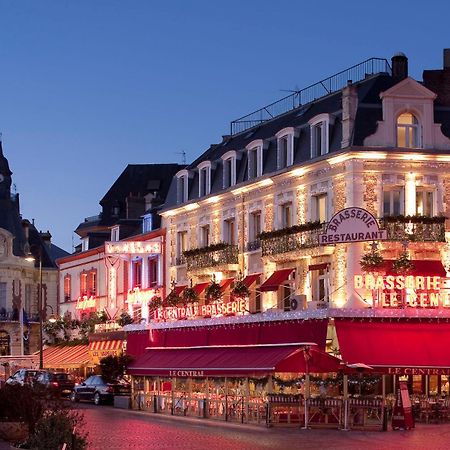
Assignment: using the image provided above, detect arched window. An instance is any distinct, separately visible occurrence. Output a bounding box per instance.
[396,113,421,148]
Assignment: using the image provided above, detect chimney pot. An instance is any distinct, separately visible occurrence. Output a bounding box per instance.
[444,49,450,69]
[391,52,408,80]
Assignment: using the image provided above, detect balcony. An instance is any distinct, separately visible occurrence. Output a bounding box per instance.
[379,216,446,243]
[184,243,239,272]
[0,309,39,322]
[260,222,325,257]
[246,239,261,252]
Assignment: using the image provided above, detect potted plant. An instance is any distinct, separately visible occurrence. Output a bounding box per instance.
[231,280,250,299]
[205,279,223,303]
[149,295,163,312]
[391,251,415,274]
[181,286,199,305]
[165,290,181,307]
[360,248,385,273]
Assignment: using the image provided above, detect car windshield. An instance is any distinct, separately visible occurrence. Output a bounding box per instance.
[52,373,70,381]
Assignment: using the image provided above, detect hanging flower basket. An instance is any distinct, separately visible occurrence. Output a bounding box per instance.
[360,249,385,273]
[205,280,223,302]
[391,252,415,274]
[231,280,250,298]
[165,290,181,307]
[182,287,199,305]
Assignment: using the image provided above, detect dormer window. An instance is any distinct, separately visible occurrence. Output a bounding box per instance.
[111,226,120,242]
[309,114,334,158]
[81,237,89,252]
[176,170,189,204]
[143,215,153,233]
[276,128,295,169]
[221,151,237,189]
[397,112,421,148]
[246,140,264,180]
[197,162,211,197]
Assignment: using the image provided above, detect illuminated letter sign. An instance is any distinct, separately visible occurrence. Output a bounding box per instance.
[127,287,159,306]
[319,207,387,245]
[76,295,97,310]
[105,241,161,255]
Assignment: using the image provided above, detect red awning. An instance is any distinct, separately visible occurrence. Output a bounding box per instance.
[260,268,294,292]
[335,318,450,374]
[42,344,92,369]
[174,285,187,296]
[384,260,446,277]
[220,278,234,292]
[242,273,261,288]
[193,282,210,295]
[128,344,342,376]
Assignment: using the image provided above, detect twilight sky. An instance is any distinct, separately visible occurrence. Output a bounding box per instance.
[0,0,448,252]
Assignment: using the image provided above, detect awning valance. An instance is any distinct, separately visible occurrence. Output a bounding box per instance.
[335,318,450,374]
[383,260,446,277]
[174,285,187,296]
[260,268,294,292]
[42,344,92,369]
[128,344,342,377]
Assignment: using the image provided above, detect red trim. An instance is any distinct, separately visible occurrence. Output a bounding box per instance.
[260,268,294,292]
[220,278,234,292]
[173,285,187,296]
[383,260,446,277]
[309,263,329,271]
[242,273,261,288]
[193,282,210,295]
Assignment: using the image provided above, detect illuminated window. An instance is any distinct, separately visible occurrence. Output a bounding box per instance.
[416,188,434,216]
[278,272,295,311]
[148,256,159,288]
[80,273,88,296]
[280,203,293,229]
[88,271,97,296]
[223,218,236,245]
[383,188,404,216]
[177,231,188,258]
[132,259,142,289]
[396,113,421,148]
[64,275,71,302]
[249,211,262,242]
[200,225,210,247]
[311,266,329,303]
[311,194,328,223]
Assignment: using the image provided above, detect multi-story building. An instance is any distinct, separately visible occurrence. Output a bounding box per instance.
[127,49,450,410]
[0,140,67,361]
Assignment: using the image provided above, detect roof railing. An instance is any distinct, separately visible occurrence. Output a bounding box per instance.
[230,57,392,135]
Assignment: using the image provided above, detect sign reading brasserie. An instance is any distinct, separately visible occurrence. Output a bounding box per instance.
[354,274,450,308]
[153,298,248,321]
[319,207,387,245]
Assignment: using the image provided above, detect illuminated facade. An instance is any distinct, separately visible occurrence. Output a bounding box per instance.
[160,52,450,317]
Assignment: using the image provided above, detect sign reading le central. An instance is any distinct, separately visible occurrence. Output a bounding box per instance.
[319,207,387,245]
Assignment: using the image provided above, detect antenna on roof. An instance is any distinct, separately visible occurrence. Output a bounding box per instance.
[176,150,187,165]
[280,85,301,94]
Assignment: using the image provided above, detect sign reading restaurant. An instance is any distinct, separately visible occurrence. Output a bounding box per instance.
[319,207,387,245]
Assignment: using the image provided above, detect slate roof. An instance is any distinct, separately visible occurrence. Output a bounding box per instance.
[162,66,450,211]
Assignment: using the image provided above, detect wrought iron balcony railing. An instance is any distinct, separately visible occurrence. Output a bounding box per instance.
[0,309,39,322]
[246,239,261,252]
[260,223,325,257]
[379,216,446,242]
[184,244,239,271]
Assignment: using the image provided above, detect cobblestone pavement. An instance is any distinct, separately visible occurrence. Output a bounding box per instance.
[71,404,450,450]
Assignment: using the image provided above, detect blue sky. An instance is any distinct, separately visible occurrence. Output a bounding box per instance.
[0,0,448,252]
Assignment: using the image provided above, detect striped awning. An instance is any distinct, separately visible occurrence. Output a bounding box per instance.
[42,344,91,369]
[88,339,123,364]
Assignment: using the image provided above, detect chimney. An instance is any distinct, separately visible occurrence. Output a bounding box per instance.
[422,48,450,106]
[341,80,358,149]
[40,231,52,248]
[391,52,408,80]
[444,48,450,69]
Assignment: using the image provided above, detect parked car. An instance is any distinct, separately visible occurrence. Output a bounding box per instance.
[5,369,46,387]
[70,375,131,405]
[35,371,75,398]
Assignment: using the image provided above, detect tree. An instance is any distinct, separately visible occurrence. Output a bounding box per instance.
[99,354,133,381]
